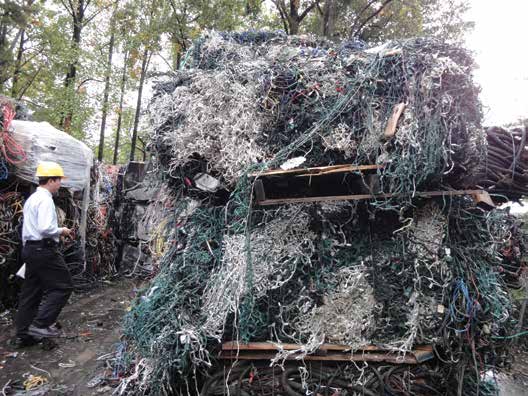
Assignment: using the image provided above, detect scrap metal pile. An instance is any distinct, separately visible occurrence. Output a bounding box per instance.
[0,189,24,309]
[1,99,27,309]
[0,99,118,311]
[64,164,119,288]
[119,32,528,395]
[111,162,175,278]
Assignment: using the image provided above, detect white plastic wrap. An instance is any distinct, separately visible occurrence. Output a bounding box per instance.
[10,120,93,191]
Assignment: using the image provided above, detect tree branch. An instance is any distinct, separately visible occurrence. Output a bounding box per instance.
[68,0,76,16]
[350,0,378,35]
[351,0,394,38]
[84,0,113,26]
[299,0,320,22]
[19,97,44,108]
[17,65,42,99]
[83,10,101,26]
[8,30,23,53]
[83,0,94,13]
[59,0,74,17]
[76,77,104,90]
[272,0,289,34]
[168,0,178,13]
[19,48,44,69]
[316,1,324,15]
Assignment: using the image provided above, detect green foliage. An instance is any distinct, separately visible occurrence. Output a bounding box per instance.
[300,0,471,42]
[0,0,36,89]
[165,0,249,69]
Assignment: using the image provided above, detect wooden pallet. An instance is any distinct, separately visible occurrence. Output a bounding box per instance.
[249,164,383,178]
[255,188,488,206]
[220,342,434,364]
[250,163,494,207]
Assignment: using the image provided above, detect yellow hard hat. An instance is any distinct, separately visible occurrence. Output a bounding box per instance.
[35,161,65,178]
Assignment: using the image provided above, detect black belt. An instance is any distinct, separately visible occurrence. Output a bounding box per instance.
[25,239,57,247]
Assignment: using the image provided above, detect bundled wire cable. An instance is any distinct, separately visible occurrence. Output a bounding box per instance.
[0,102,26,166]
[478,122,528,200]
[0,189,24,309]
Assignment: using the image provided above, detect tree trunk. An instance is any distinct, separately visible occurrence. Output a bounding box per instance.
[321,0,336,37]
[97,29,115,162]
[8,0,34,94]
[0,24,10,91]
[138,137,147,161]
[113,50,128,165]
[273,0,319,36]
[0,27,22,90]
[11,29,25,97]
[129,49,149,162]
[61,0,84,132]
[176,50,181,70]
[289,18,300,35]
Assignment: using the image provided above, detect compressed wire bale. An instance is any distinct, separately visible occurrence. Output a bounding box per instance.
[150,32,484,192]
[293,266,376,348]
[408,202,447,261]
[150,71,269,183]
[201,205,316,338]
[401,203,450,346]
[120,31,526,395]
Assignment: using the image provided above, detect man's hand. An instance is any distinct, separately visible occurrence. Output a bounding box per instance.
[60,227,73,238]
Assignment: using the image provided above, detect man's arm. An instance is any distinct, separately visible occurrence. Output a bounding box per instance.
[36,198,69,238]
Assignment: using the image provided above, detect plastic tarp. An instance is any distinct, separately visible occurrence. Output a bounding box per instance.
[10,120,93,191]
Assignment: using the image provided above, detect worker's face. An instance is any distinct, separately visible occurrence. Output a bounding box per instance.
[48,178,62,194]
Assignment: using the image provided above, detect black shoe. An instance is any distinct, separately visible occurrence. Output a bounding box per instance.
[11,335,40,348]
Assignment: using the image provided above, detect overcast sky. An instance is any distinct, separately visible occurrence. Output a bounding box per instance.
[465,0,528,126]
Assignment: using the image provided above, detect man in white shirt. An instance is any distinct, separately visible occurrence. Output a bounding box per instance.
[15,161,73,346]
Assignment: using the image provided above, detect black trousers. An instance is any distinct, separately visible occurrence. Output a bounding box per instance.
[15,242,73,338]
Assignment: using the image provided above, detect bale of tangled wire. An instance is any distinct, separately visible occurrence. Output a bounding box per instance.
[150,31,485,196]
[116,31,527,395]
[478,121,528,200]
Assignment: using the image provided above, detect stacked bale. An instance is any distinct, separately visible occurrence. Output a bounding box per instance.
[118,32,526,395]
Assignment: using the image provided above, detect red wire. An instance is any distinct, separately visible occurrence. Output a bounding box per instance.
[1,104,27,164]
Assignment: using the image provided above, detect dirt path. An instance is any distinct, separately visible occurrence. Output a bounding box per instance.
[0,280,137,395]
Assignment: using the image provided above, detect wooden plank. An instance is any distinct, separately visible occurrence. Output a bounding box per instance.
[222,342,433,354]
[219,351,420,364]
[223,342,379,351]
[249,164,383,178]
[256,190,485,206]
[296,166,381,178]
[472,191,496,208]
[384,103,406,138]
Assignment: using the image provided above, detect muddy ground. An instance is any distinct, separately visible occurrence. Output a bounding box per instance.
[0,281,527,395]
[0,280,138,395]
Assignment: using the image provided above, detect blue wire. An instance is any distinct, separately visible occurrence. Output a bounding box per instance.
[0,158,8,180]
[449,279,477,333]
